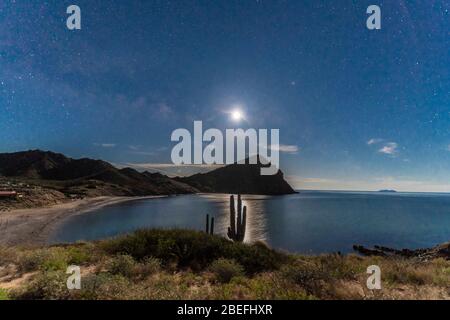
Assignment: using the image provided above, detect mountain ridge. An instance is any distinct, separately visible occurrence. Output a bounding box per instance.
[0,150,197,196]
[0,150,296,196]
[175,160,296,195]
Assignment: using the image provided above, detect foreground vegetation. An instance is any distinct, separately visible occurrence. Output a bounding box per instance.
[0,229,448,300]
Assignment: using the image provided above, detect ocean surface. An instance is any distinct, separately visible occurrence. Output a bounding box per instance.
[50,191,450,254]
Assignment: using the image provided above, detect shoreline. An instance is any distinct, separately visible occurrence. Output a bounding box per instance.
[0,195,166,246]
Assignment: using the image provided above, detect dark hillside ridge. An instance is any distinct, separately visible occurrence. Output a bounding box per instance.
[0,150,196,196]
[176,159,296,195]
[0,151,296,196]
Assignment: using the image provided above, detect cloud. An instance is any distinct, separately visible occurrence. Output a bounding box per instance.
[367,138,383,145]
[447,144,450,152]
[128,145,139,151]
[124,163,223,169]
[127,145,169,156]
[378,142,398,156]
[115,162,223,177]
[93,143,116,148]
[128,151,157,156]
[270,144,299,154]
[301,177,338,184]
[367,138,400,157]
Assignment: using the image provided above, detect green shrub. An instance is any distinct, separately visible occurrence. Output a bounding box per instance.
[0,247,16,266]
[280,261,327,295]
[17,250,45,272]
[13,270,133,300]
[135,256,161,278]
[106,254,137,278]
[209,258,244,283]
[74,273,131,300]
[0,288,9,300]
[317,254,357,280]
[12,271,70,300]
[17,247,69,272]
[41,249,69,272]
[66,245,93,265]
[101,229,289,274]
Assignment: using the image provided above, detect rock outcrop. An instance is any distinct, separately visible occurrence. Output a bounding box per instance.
[176,159,296,195]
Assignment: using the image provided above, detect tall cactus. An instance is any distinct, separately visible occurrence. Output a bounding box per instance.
[227,195,247,242]
[205,214,214,235]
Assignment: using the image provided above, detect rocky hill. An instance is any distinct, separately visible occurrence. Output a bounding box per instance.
[176,160,296,195]
[0,150,197,196]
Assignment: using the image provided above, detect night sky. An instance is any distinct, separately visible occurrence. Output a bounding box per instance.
[0,1,449,191]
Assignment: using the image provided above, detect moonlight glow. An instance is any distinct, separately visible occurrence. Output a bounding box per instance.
[231,109,244,122]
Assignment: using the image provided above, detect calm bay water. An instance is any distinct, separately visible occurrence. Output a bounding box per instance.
[50,191,450,254]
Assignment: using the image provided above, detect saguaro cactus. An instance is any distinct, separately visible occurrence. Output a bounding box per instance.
[205,214,214,235]
[227,195,247,242]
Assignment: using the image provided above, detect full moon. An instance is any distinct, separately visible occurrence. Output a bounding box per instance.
[231,109,243,122]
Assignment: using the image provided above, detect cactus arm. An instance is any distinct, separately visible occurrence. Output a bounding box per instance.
[206,214,210,234]
[241,206,247,242]
[227,194,247,242]
[237,195,243,238]
[227,226,233,239]
[230,195,236,239]
[210,217,215,235]
[237,194,242,218]
[237,200,242,240]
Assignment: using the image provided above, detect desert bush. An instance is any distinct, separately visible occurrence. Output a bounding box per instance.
[106,254,137,278]
[209,258,244,283]
[135,256,161,278]
[317,254,357,280]
[0,288,9,300]
[12,270,70,300]
[381,259,430,285]
[73,273,131,300]
[17,248,68,272]
[16,271,134,300]
[101,229,289,274]
[279,260,328,296]
[17,251,42,272]
[66,244,95,265]
[105,254,163,280]
[41,248,69,272]
[0,246,17,266]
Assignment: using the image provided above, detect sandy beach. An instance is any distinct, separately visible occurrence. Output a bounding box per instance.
[0,196,165,246]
